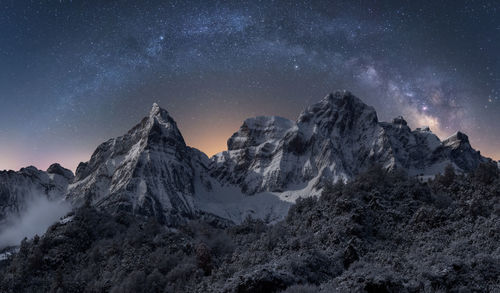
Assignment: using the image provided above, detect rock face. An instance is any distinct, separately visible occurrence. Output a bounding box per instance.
[212,91,491,195]
[67,103,213,224]
[0,165,73,224]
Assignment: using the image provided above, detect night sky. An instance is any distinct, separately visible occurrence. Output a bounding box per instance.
[1,0,499,171]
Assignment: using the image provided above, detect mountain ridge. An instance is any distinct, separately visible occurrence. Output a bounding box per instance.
[0,90,496,226]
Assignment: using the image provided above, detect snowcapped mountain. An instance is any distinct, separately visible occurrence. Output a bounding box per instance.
[211,91,491,195]
[67,91,491,224]
[0,164,73,224]
[67,103,214,224]
[2,91,493,226]
[66,103,288,224]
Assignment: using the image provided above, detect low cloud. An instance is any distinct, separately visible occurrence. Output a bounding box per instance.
[0,196,71,249]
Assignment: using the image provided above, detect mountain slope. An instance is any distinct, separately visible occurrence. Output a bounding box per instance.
[2,166,499,292]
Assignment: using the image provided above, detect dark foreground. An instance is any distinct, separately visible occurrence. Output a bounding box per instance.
[0,164,499,292]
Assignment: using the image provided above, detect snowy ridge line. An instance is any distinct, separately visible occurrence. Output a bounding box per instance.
[1,91,495,226]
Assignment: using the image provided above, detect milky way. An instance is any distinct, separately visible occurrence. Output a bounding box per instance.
[0,0,499,171]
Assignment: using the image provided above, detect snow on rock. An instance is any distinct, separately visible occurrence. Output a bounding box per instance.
[19,92,491,226]
[0,165,72,224]
[65,103,290,225]
[67,104,210,225]
[212,90,492,196]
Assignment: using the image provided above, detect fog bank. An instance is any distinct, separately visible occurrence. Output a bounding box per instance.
[0,196,71,249]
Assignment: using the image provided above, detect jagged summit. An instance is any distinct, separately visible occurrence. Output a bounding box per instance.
[131,103,187,149]
[298,91,378,126]
[150,102,161,115]
[227,116,294,150]
[47,163,74,180]
[149,103,173,122]
[392,116,408,126]
[443,131,470,147]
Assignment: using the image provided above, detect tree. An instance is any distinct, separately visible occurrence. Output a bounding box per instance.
[438,164,456,187]
[474,162,499,184]
[195,242,212,276]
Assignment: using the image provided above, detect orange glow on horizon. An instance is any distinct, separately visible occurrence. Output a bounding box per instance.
[183,126,234,158]
[1,119,498,174]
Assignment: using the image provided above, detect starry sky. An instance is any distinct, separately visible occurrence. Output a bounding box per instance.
[1,0,499,171]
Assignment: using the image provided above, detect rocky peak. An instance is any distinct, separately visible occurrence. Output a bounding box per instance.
[148,103,177,128]
[67,103,208,224]
[443,131,471,149]
[143,103,186,149]
[147,103,186,151]
[438,131,485,172]
[0,164,71,223]
[47,163,74,180]
[149,102,162,117]
[19,166,40,174]
[297,91,378,134]
[415,126,432,132]
[392,116,407,126]
[227,116,294,150]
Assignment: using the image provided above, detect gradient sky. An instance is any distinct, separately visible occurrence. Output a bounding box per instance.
[0,0,499,172]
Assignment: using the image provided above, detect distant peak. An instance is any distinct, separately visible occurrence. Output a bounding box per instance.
[416,126,431,132]
[243,116,294,128]
[20,166,39,173]
[47,163,74,179]
[445,131,469,143]
[392,116,407,126]
[442,131,472,150]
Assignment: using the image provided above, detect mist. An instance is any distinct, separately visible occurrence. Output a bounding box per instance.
[0,196,71,249]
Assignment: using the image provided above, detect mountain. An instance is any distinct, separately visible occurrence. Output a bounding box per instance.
[2,91,493,227]
[66,103,289,225]
[0,164,73,224]
[67,91,493,224]
[1,90,499,292]
[67,103,214,225]
[211,91,491,197]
